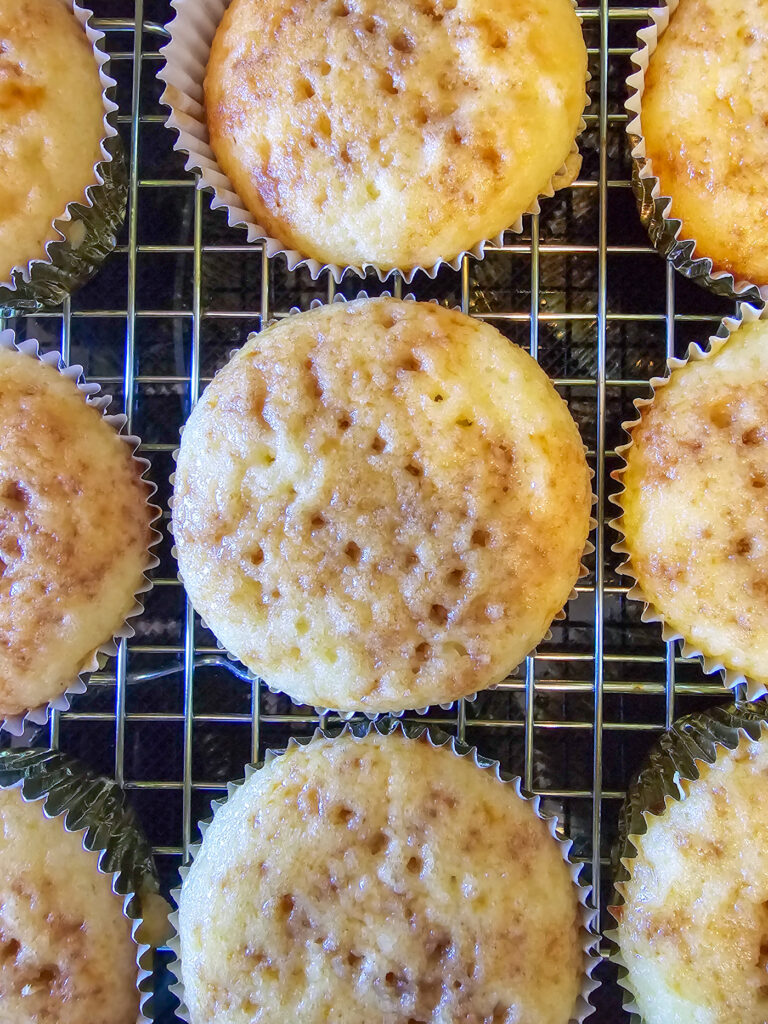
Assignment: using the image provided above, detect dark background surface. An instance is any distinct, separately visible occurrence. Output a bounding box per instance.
[0,3,741,1020]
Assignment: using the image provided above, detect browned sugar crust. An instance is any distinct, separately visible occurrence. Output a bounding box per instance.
[179,731,584,1024]
[642,0,768,284]
[173,298,592,712]
[204,0,586,270]
[0,786,139,1024]
[0,349,152,718]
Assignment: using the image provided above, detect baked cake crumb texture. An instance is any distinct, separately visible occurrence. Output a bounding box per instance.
[173,298,591,711]
[180,731,584,1024]
[618,732,768,1024]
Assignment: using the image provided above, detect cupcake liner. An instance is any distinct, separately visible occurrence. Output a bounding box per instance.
[0,330,162,736]
[0,1,127,314]
[166,718,601,1023]
[0,746,170,1023]
[625,1,765,305]
[607,700,768,1021]
[609,300,768,701]
[157,0,588,283]
[169,293,596,716]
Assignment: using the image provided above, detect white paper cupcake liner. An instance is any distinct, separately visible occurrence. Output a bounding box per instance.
[168,292,596,717]
[609,301,768,701]
[165,719,601,1023]
[625,1,765,305]
[0,330,162,736]
[0,1,127,313]
[606,700,768,1021]
[157,0,588,283]
[0,746,170,1024]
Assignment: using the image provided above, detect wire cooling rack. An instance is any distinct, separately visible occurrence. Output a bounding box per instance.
[0,2,746,1020]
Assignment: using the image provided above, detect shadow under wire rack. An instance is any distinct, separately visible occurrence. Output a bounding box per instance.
[0,2,744,1020]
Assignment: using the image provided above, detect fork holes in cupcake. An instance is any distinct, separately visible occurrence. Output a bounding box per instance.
[412,641,430,672]
[480,146,502,169]
[0,938,20,962]
[399,355,420,372]
[315,112,332,140]
[430,604,448,625]
[392,29,414,53]
[368,830,388,854]
[2,481,28,507]
[344,541,361,562]
[444,641,467,657]
[276,894,294,920]
[295,76,315,101]
[380,70,398,94]
[333,804,355,826]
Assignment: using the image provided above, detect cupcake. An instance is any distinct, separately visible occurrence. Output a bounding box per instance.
[0,336,157,728]
[0,746,163,1023]
[611,702,768,1024]
[626,0,768,301]
[175,726,595,1024]
[172,297,592,713]
[0,0,126,311]
[161,0,587,278]
[612,305,768,699]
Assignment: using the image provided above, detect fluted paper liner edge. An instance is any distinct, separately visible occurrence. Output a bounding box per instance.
[609,301,768,701]
[165,720,601,1022]
[166,294,596,716]
[157,0,588,283]
[0,330,162,735]
[0,746,168,1023]
[625,0,766,305]
[606,701,768,1021]
[0,0,127,312]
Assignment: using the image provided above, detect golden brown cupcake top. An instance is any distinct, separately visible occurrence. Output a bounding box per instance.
[204,0,586,270]
[0,347,152,719]
[641,0,768,285]
[179,730,585,1024]
[0,0,106,281]
[0,785,139,1024]
[618,318,768,687]
[173,298,591,712]
[616,731,768,1024]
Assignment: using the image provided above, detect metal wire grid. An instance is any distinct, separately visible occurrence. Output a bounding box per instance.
[0,2,745,1020]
